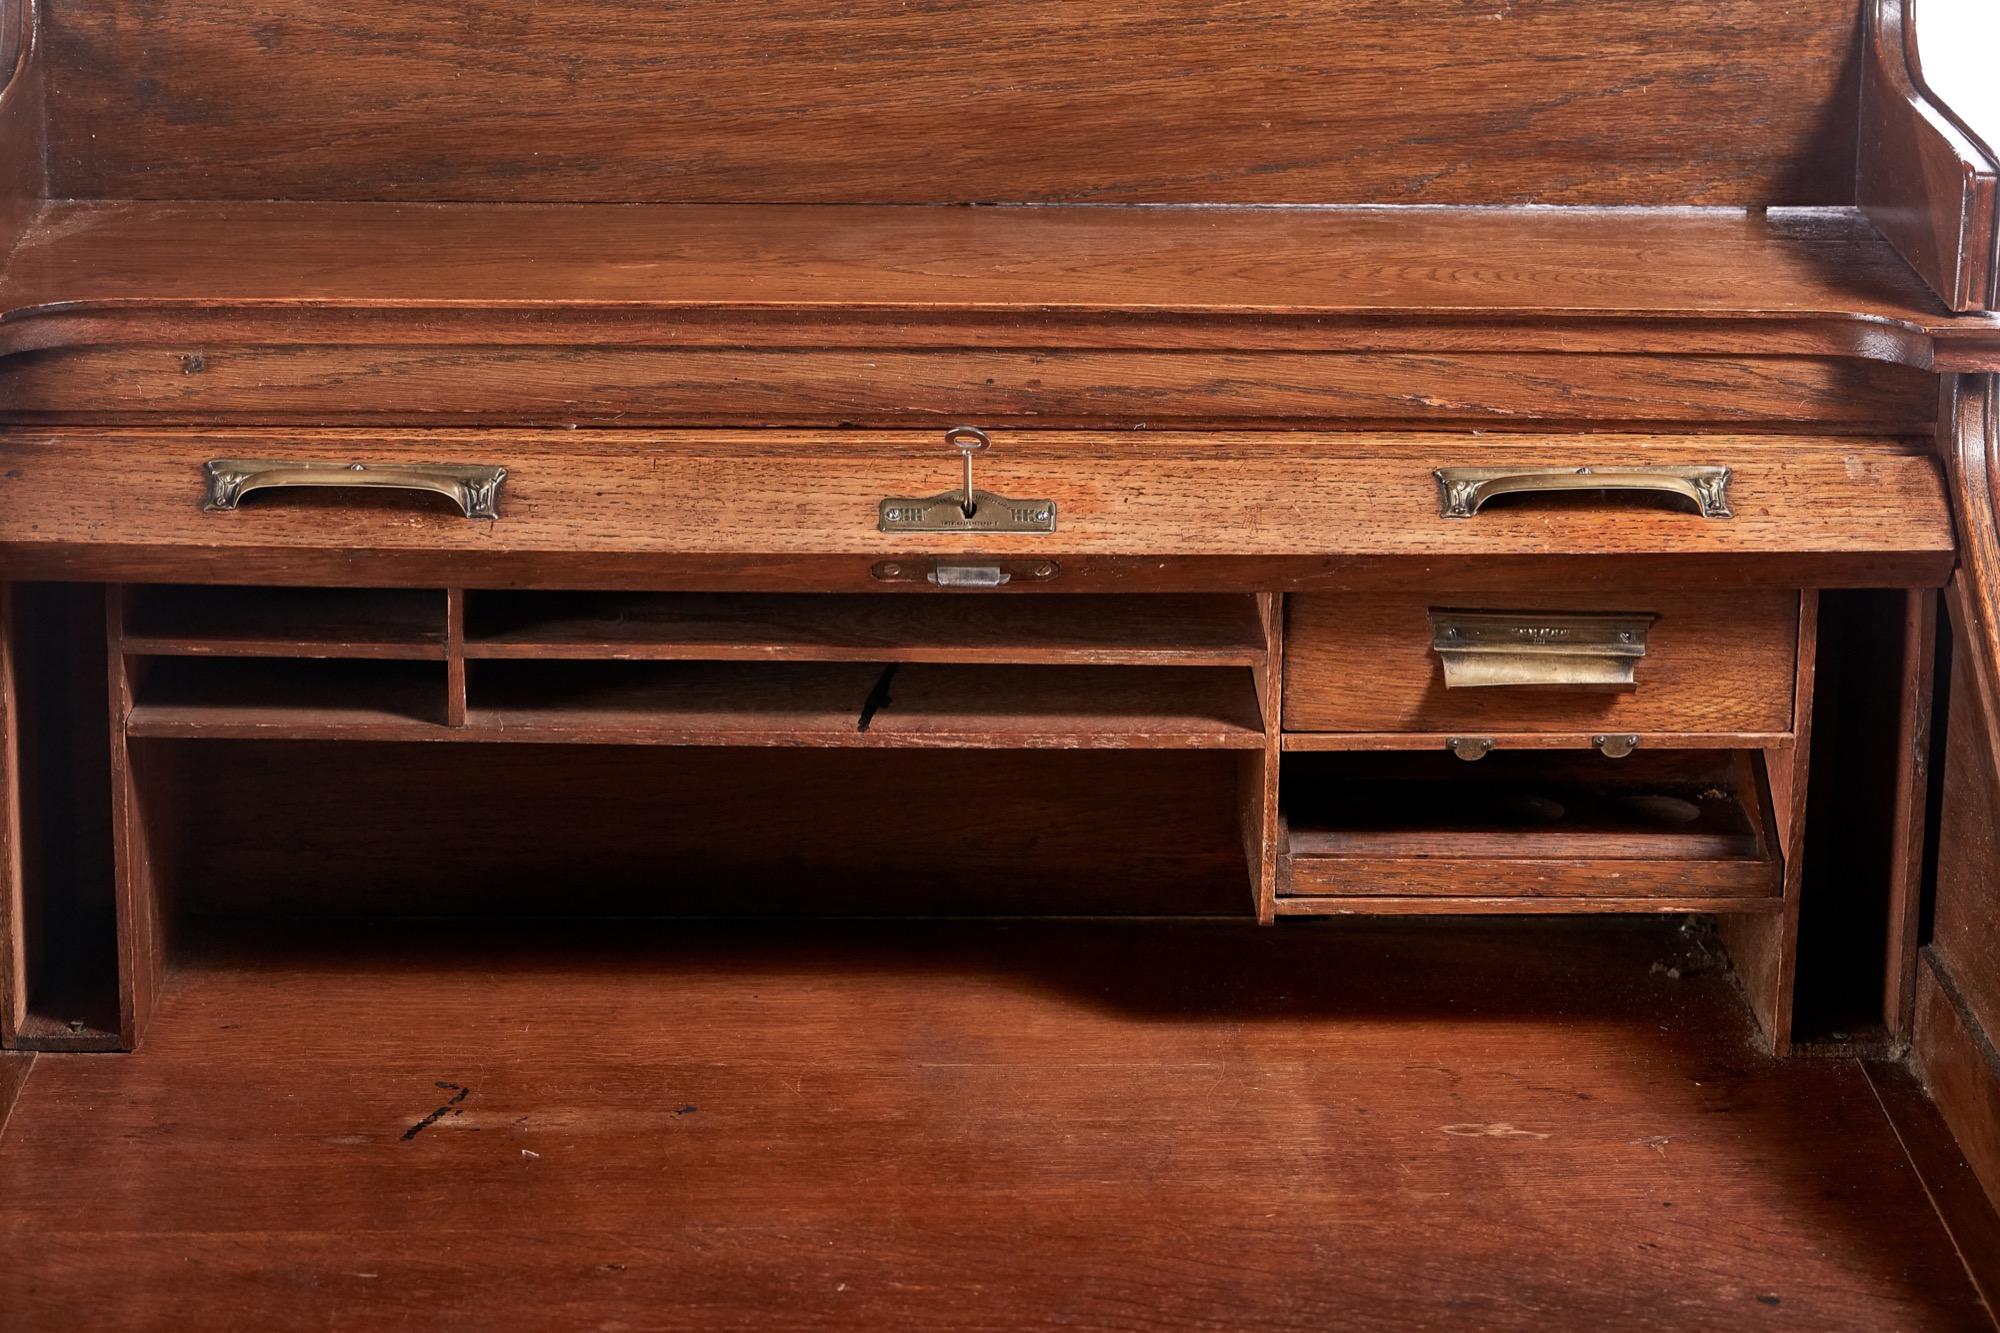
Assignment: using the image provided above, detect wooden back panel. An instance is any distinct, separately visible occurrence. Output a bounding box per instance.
[45,0,1865,204]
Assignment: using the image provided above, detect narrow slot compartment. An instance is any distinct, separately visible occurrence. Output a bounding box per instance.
[4,585,120,1048]
[462,592,1268,666]
[123,585,448,660]
[126,657,451,737]
[463,660,1265,749]
[465,659,884,744]
[1279,748,1781,911]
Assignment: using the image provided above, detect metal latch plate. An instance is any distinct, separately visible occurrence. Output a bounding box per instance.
[878,490,1057,534]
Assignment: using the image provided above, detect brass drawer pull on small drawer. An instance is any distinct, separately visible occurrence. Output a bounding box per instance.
[1435,465,1732,519]
[203,460,507,519]
[1429,609,1656,692]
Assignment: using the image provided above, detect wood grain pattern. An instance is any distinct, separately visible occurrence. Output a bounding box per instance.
[463,592,1268,666]
[1282,856,1778,902]
[1863,1058,2000,1316]
[41,1,1866,205]
[1884,590,1938,1040]
[126,657,1267,751]
[0,0,41,269]
[1859,0,2000,312]
[0,432,1957,593]
[1915,952,2000,1215]
[0,1050,29,1140]
[0,346,1941,433]
[103,588,161,1049]
[1283,590,1799,739]
[1241,594,1283,923]
[1717,596,1821,1057]
[1928,637,2000,1051]
[1,919,1986,1330]
[10,203,1939,312]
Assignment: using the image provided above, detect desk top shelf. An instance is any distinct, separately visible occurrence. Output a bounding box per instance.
[1,201,1994,369]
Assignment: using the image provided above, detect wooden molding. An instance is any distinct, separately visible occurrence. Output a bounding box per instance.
[1860,0,2000,312]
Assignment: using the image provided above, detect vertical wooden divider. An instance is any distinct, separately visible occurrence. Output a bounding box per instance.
[446,588,468,727]
[104,584,162,1048]
[1237,593,1284,924]
[0,584,23,1046]
[1883,589,1940,1042]
[1721,590,1820,1055]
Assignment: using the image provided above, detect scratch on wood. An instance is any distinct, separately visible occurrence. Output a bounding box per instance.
[402,1081,471,1141]
[1440,1122,1552,1139]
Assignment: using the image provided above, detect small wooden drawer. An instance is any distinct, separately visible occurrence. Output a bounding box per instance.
[1283,590,1801,747]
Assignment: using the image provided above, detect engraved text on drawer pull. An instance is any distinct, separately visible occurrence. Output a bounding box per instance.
[1429,609,1657,691]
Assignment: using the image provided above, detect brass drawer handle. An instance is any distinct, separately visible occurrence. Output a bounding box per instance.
[203,460,507,519]
[1435,466,1732,519]
[1430,609,1656,691]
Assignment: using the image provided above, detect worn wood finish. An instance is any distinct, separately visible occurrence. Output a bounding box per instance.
[1283,590,1799,740]
[153,746,1250,919]
[1859,0,2000,313]
[1,918,1987,1330]
[1,204,1994,374]
[0,346,1942,433]
[464,592,1268,667]
[0,1050,29,1140]
[0,432,1957,592]
[1864,1058,2000,1317]
[41,2,1869,206]
[1915,953,2000,1217]
[0,0,41,268]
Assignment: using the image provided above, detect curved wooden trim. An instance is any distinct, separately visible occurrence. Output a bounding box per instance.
[1945,378,2000,774]
[1861,0,2000,312]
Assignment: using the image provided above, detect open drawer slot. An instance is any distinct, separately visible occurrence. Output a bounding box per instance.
[1278,749,1782,911]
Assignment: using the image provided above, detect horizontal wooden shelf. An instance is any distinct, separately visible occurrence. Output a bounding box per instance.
[1,203,1993,374]
[1273,895,1786,917]
[468,662,1266,749]
[125,657,1267,750]
[1280,732,1794,753]
[463,592,1268,666]
[127,658,449,737]
[122,585,448,660]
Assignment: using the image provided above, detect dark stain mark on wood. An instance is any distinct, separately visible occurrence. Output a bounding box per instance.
[856,664,897,733]
[402,1080,470,1141]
